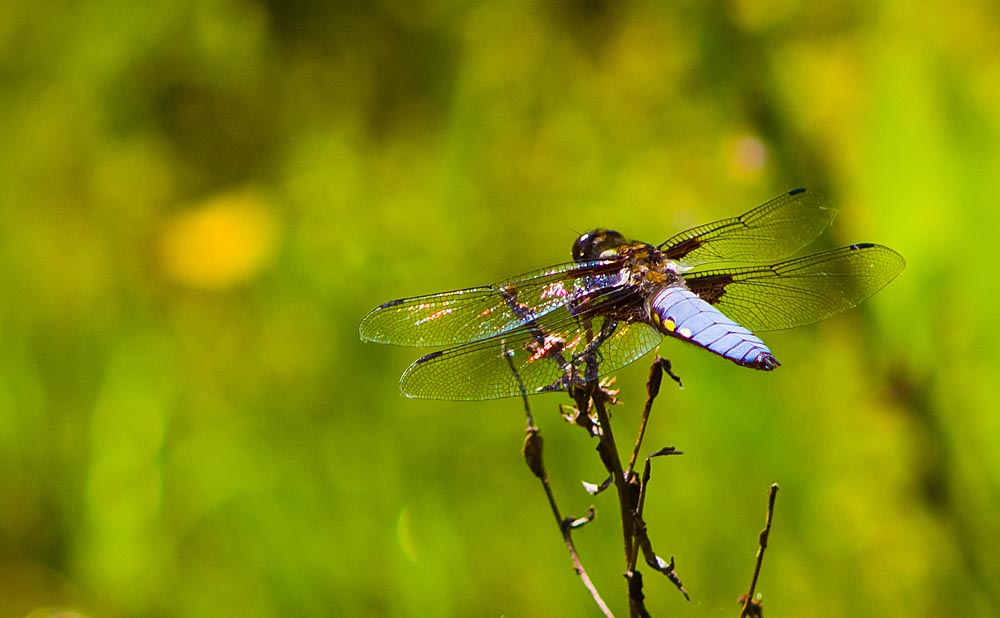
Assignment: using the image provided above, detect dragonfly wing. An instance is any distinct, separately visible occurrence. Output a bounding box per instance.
[684,243,905,332]
[399,297,663,400]
[359,258,625,347]
[659,188,837,267]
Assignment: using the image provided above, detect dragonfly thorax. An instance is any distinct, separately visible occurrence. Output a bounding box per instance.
[616,243,685,290]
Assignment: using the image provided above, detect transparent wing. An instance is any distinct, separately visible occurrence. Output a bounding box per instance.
[658,188,837,267]
[684,244,905,332]
[399,300,663,400]
[359,258,626,347]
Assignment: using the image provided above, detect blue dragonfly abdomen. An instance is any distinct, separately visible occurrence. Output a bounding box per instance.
[648,287,780,370]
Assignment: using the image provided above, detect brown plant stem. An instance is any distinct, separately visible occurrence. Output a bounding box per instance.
[627,357,681,476]
[519,381,614,617]
[739,483,779,618]
[582,387,636,565]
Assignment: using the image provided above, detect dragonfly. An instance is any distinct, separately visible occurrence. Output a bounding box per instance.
[360,189,905,400]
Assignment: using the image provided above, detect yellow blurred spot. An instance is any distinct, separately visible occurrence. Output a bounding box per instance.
[159,190,279,289]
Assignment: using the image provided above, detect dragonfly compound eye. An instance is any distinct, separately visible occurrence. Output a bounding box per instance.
[572,229,627,261]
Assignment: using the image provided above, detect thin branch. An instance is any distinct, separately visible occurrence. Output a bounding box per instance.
[626,448,689,601]
[522,426,613,617]
[585,386,637,566]
[516,348,691,616]
[627,357,682,477]
[739,483,779,618]
[626,569,653,618]
[516,366,614,618]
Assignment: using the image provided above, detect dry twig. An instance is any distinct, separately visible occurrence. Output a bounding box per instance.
[738,483,780,618]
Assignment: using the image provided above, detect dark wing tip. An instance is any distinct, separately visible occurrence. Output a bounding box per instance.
[399,350,448,399]
[359,298,408,341]
[852,243,907,274]
[412,350,444,364]
[360,299,410,343]
[788,187,807,196]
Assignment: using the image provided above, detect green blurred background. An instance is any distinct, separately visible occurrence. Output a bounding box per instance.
[2,0,998,616]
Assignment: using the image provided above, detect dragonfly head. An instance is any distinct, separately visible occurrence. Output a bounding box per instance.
[572,229,627,262]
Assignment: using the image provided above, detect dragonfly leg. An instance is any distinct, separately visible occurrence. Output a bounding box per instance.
[534,318,621,395]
